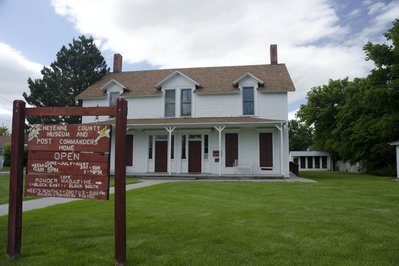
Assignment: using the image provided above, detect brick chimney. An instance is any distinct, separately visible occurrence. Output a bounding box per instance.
[113,54,122,73]
[270,44,278,65]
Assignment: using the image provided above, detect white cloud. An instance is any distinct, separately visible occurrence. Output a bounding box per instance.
[0,43,42,129]
[50,0,398,108]
[368,2,385,15]
[288,109,298,121]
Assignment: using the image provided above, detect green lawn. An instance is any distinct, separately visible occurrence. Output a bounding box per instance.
[1,167,10,172]
[1,171,399,265]
[0,175,138,204]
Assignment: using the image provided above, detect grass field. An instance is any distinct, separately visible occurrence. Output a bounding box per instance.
[0,175,138,204]
[1,171,399,265]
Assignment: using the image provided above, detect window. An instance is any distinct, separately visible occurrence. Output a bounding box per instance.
[181,135,187,159]
[204,135,209,159]
[322,156,328,168]
[171,135,175,159]
[307,156,313,169]
[243,86,254,115]
[181,89,192,116]
[315,156,320,168]
[300,157,306,169]
[165,90,175,117]
[109,92,120,106]
[148,135,153,159]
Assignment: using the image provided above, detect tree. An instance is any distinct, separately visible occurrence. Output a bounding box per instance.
[334,19,399,173]
[0,125,10,136]
[23,35,109,124]
[288,119,313,151]
[297,20,399,175]
[297,78,349,153]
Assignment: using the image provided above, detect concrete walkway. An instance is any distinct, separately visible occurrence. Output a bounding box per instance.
[0,180,168,216]
[0,175,315,216]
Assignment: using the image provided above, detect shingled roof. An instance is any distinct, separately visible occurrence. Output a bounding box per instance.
[76,63,295,100]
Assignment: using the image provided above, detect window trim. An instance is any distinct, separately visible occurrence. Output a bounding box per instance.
[164,89,176,117]
[180,88,192,117]
[242,86,255,115]
[109,91,121,107]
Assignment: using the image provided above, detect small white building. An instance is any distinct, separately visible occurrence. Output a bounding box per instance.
[77,45,295,177]
[289,151,332,171]
[389,140,399,179]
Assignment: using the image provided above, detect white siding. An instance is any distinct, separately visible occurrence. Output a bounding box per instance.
[127,96,163,119]
[195,94,240,117]
[257,92,288,120]
[81,98,109,124]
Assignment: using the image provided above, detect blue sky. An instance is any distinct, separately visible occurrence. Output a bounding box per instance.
[0,0,398,129]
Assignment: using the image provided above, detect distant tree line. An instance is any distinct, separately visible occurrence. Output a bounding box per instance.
[291,19,399,176]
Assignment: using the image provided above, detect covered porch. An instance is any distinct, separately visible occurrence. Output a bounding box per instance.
[105,116,290,178]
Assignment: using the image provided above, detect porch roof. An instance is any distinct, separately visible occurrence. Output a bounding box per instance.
[92,116,284,128]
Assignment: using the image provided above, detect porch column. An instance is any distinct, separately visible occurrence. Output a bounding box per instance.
[275,123,284,177]
[214,126,225,176]
[165,127,175,175]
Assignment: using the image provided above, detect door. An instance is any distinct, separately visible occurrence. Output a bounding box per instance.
[189,141,202,173]
[126,135,133,166]
[155,141,167,172]
[259,133,273,168]
[225,133,238,167]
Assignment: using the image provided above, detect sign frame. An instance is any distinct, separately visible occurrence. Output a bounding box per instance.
[7,99,127,266]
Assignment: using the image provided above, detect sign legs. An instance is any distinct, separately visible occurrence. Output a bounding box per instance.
[114,98,127,266]
[7,100,26,258]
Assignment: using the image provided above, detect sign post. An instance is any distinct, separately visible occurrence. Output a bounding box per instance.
[7,100,26,258]
[114,98,127,265]
[7,99,127,266]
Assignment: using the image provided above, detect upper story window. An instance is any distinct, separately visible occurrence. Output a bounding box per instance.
[109,91,120,106]
[243,86,254,115]
[165,90,176,117]
[181,89,192,117]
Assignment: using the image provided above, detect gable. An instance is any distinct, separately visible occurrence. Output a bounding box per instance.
[100,79,126,93]
[155,71,200,89]
[232,72,264,87]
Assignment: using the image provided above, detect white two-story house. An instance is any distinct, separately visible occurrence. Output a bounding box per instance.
[76,45,295,177]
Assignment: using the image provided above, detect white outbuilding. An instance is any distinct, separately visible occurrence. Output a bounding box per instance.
[289,151,332,171]
[389,140,399,179]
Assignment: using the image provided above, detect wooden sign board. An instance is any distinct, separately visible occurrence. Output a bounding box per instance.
[25,124,111,200]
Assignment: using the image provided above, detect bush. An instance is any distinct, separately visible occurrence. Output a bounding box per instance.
[369,165,396,177]
[2,144,28,167]
[2,144,10,166]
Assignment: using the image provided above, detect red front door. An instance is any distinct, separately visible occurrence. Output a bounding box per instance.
[259,133,273,168]
[155,141,167,172]
[189,141,201,173]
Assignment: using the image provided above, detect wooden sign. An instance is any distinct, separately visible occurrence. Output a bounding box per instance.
[25,124,111,200]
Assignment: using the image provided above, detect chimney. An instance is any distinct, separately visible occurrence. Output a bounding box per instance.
[270,44,278,65]
[113,53,122,73]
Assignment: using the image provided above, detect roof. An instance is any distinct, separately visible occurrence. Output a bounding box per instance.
[389,140,399,146]
[88,116,283,128]
[290,151,331,156]
[76,64,295,100]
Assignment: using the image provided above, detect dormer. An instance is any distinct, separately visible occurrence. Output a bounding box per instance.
[154,70,200,90]
[233,73,264,116]
[156,71,200,118]
[232,72,264,88]
[100,79,126,106]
